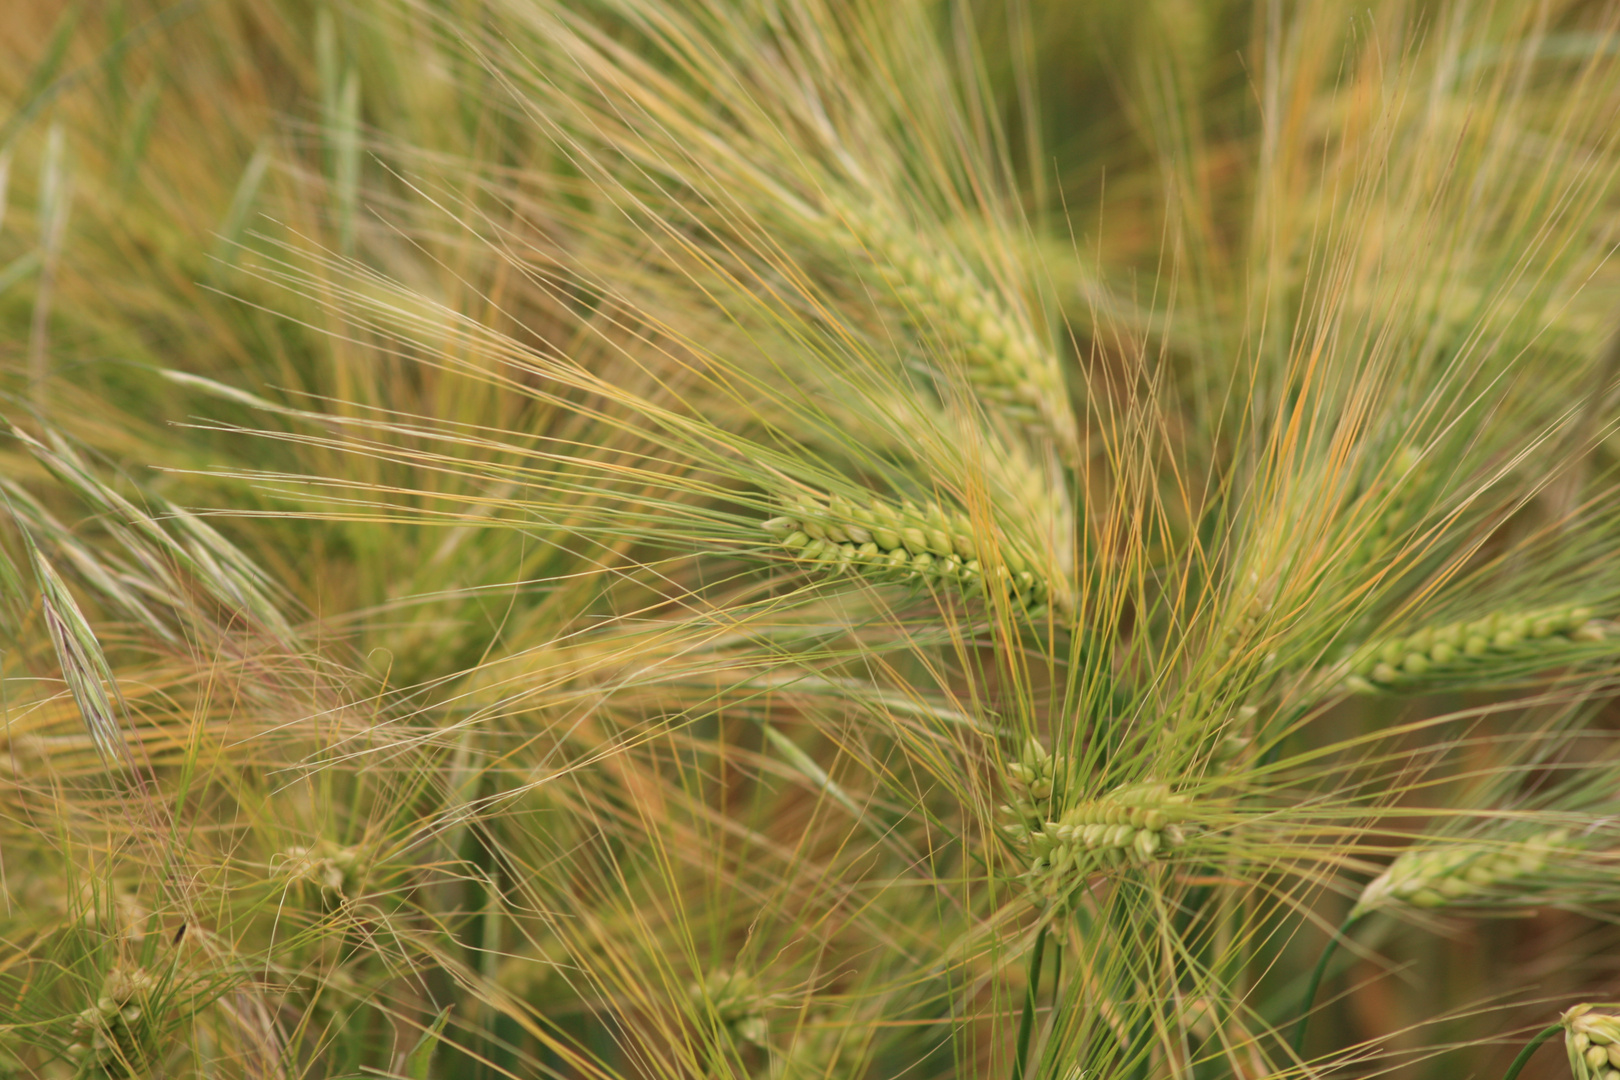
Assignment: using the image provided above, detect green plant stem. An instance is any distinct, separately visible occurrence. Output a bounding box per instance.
[1501,1023,1563,1080]
[1048,942,1063,1017]
[1013,924,1049,1080]
[1290,913,1360,1055]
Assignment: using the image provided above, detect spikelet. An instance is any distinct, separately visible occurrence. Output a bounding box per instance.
[277,841,370,907]
[1344,444,1428,574]
[853,389,1074,577]
[1203,570,1280,712]
[1337,607,1611,693]
[68,966,161,1076]
[1221,574,1277,664]
[1013,781,1192,906]
[1351,829,1570,918]
[691,969,769,1047]
[830,196,1078,455]
[1001,738,1063,832]
[762,491,1068,616]
[1565,1006,1620,1080]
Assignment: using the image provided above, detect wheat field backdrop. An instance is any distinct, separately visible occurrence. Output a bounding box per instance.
[4,2,1620,1079]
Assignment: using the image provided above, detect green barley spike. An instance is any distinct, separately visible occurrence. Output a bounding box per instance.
[1351,828,1570,918]
[762,490,1065,616]
[693,969,769,1047]
[1566,1006,1620,1080]
[1003,737,1062,827]
[1337,607,1612,693]
[68,967,160,1076]
[1345,444,1428,575]
[831,196,1078,456]
[1014,780,1192,907]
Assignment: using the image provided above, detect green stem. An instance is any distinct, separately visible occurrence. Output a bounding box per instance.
[1013,924,1049,1080]
[1048,940,1063,1017]
[1290,913,1360,1056]
[1501,1023,1563,1080]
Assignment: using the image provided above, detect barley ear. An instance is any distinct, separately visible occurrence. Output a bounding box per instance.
[68,967,163,1077]
[692,969,770,1049]
[1338,608,1612,694]
[765,490,1068,616]
[1351,829,1572,918]
[24,538,133,771]
[1564,1006,1620,1080]
[1012,778,1192,908]
[832,196,1079,457]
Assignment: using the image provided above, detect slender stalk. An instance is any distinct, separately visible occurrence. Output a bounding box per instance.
[1048,943,1063,1020]
[1290,913,1360,1055]
[1013,924,1049,1080]
[1501,1023,1563,1080]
